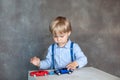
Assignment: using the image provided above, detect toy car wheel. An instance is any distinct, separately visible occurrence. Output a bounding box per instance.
[68,71,72,74]
[33,75,36,77]
[44,73,47,76]
[57,72,61,75]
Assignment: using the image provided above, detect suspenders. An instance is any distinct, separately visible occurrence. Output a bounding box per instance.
[70,42,74,62]
[51,42,74,69]
[51,44,55,69]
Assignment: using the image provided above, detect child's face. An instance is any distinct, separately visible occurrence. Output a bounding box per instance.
[53,32,71,47]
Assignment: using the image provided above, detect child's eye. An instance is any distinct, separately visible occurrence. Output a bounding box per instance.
[60,36,64,37]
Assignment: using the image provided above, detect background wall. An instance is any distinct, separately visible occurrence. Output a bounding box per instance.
[0,0,120,80]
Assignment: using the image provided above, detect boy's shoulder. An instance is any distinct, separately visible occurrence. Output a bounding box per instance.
[48,43,55,49]
[71,41,79,46]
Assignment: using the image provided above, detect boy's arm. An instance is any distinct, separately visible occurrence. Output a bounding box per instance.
[39,45,53,69]
[73,43,88,68]
[66,43,87,70]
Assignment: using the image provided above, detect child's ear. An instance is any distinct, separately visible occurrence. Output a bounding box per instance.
[68,31,71,36]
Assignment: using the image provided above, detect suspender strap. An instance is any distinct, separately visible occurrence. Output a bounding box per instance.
[51,44,55,69]
[51,42,74,69]
[70,42,74,62]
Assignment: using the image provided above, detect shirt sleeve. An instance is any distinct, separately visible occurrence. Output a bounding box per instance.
[39,45,52,69]
[73,43,88,68]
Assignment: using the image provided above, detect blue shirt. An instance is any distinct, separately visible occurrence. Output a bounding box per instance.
[40,39,87,69]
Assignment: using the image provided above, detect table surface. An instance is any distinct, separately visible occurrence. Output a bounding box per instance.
[28,67,120,80]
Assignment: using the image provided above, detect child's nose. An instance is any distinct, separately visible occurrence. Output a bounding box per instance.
[57,37,61,41]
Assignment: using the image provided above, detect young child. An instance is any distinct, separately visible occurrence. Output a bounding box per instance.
[30,16,87,70]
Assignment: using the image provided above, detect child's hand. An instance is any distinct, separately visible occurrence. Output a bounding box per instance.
[66,61,79,70]
[30,56,40,67]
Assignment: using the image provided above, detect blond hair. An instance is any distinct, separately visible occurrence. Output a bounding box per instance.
[49,16,72,35]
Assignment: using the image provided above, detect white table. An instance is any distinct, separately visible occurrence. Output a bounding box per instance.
[28,67,120,80]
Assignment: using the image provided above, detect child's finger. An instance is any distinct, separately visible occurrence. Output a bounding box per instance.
[30,58,33,63]
[66,64,72,69]
[30,57,37,63]
[67,63,76,70]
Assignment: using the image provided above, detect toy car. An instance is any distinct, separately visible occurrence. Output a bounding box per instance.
[30,70,49,77]
[54,68,73,75]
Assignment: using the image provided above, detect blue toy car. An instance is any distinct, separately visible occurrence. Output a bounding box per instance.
[54,68,73,75]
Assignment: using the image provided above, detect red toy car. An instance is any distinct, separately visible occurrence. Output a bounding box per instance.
[30,70,49,77]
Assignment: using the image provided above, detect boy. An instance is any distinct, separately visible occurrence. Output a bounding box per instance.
[30,16,87,70]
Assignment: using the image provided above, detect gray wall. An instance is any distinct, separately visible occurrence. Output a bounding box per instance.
[0,0,120,80]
